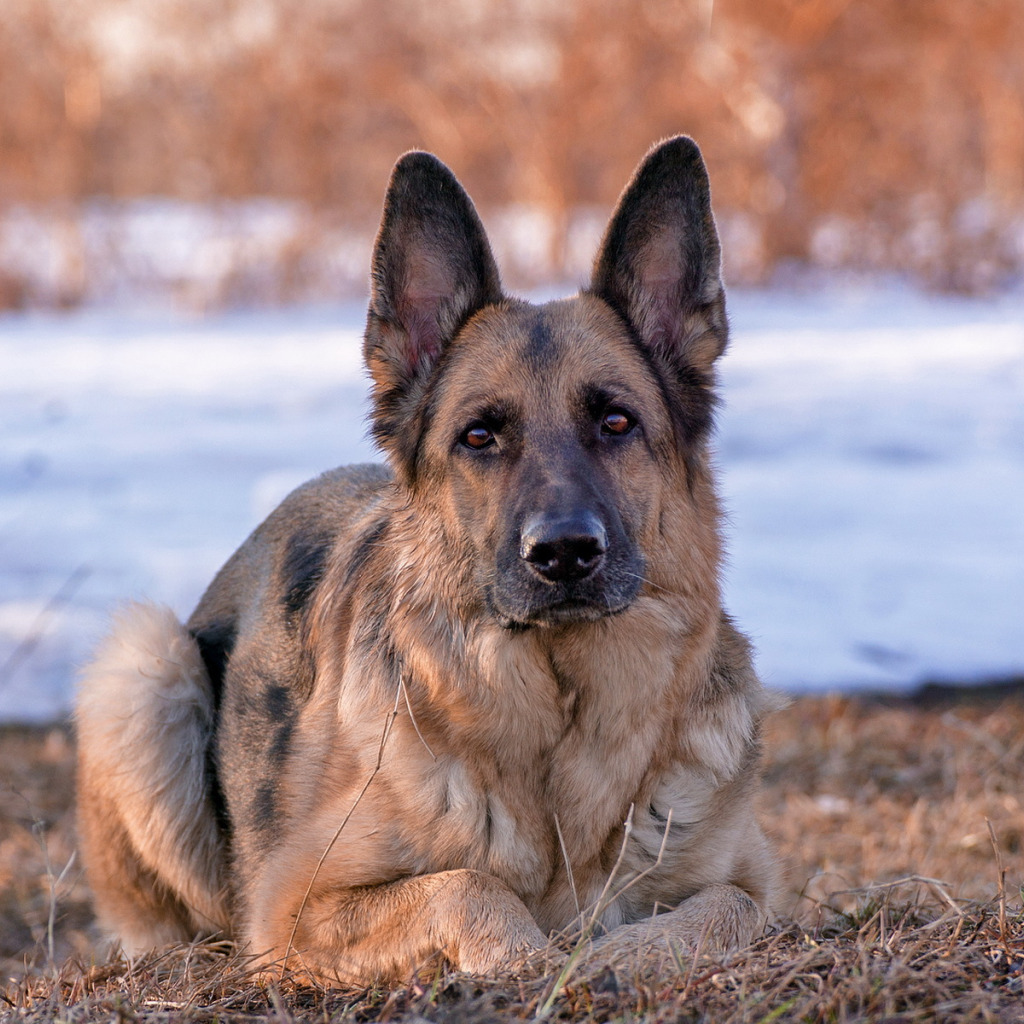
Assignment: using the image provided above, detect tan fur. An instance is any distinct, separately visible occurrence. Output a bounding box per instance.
[76,603,229,951]
[77,138,778,985]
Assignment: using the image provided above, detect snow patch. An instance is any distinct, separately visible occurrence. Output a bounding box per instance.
[1,284,1022,721]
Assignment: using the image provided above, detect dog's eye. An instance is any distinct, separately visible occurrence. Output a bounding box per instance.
[601,409,635,436]
[461,424,495,450]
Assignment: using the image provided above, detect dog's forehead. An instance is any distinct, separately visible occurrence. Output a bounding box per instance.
[438,294,659,409]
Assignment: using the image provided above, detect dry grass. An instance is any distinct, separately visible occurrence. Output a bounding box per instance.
[3,689,1023,1022]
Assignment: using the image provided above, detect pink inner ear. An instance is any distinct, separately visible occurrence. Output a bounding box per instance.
[635,232,685,354]
[398,301,443,372]
[641,229,682,280]
[643,289,682,357]
[397,251,453,372]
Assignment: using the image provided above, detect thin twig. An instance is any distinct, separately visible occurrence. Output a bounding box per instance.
[553,814,580,918]
[0,565,90,686]
[986,819,1008,945]
[544,806,674,1010]
[586,804,636,932]
[536,809,644,1017]
[400,673,436,761]
[825,875,964,919]
[682,912,715,997]
[280,682,403,979]
[596,807,673,916]
[29,817,77,969]
[48,851,77,966]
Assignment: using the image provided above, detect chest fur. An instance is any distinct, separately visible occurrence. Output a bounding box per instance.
[282,597,753,933]
[366,609,736,925]
[389,725,732,932]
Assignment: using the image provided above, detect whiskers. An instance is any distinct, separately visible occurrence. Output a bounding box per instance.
[624,571,670,595]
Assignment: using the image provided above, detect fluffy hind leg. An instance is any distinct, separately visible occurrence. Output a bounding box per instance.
[76,784,203,953]
[76,602,229,952]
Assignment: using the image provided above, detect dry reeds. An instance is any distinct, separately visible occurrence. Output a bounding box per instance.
[2,0,1024,307]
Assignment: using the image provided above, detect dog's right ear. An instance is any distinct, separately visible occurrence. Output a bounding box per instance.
[363,152,502,482]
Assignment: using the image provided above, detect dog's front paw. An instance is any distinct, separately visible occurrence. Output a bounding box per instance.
[435,869,558,978]
[504,942,569,980]
[453,924,559,978]
[576,884,765,975]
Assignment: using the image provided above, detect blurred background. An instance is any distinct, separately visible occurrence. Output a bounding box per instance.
[2,0,1024,308]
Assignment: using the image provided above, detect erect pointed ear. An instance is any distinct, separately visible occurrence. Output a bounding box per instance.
[363,151,502,479]
[590,137,728,377]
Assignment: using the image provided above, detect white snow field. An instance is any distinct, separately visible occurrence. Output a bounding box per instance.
[1,283,1022,721]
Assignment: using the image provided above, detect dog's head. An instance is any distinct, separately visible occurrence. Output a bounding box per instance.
[363,138,728,628]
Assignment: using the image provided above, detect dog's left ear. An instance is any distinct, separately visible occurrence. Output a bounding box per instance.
[364,152,502,480]
[591,136,727,377]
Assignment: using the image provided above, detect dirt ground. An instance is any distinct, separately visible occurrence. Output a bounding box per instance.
[2,686,1023,1021]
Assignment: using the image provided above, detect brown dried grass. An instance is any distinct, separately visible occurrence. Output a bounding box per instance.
[3,689,1023,1022]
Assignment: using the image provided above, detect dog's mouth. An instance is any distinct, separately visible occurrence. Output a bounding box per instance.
[488,575,641,630]
[505,602,633,630]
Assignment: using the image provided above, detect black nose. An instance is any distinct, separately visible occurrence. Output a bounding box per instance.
[520,513,608,583]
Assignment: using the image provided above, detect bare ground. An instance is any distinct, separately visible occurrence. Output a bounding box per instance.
[2,688,1023,1022]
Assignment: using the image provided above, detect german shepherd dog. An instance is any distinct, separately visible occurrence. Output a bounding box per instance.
[77,136,777,985]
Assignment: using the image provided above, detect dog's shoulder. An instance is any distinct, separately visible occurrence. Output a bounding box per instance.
[270,462,394,535]
[187,464,393,695]
[191,464,391,612]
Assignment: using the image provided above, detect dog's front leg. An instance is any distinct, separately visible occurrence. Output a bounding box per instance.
[583,883,765,973]
[280,868,556,985]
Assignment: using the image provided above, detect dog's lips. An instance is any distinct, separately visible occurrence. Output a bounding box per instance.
[492,583,639,630]
[499,606,608,630]
[526,600,631,628]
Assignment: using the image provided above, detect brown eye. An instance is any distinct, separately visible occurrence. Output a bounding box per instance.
[601,410,634,436]
[461,425,495,449]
